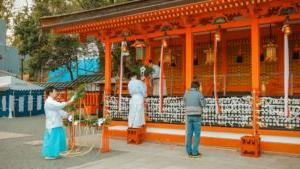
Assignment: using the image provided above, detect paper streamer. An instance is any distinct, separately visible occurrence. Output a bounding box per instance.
[19,96,24,112]
[28,95,33,111]
[2,96,6,112]
[37,95,42,110]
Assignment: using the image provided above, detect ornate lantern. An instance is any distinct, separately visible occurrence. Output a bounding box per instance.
[131,40,146,60]
[264,24,277,62]
[164,48,172,64]
[204,48,214,65]
[205,33,214,65]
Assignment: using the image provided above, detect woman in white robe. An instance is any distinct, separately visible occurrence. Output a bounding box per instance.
[128,73,147,128]
[42,87,75,159]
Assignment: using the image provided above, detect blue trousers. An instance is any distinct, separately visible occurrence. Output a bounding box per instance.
[42,127,67,158]
[186,115,201,155]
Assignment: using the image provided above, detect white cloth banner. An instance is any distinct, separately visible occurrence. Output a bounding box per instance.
[28,95,33,111]
[37,95,42,110]
[2,96,6,112]
[19,97,24,112]
[9,95,15,112]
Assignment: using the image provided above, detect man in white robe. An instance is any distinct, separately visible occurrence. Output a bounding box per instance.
[128,73,147,128]
[149,60,167,96]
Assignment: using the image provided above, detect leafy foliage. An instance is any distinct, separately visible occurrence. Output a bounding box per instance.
[12,0,133,81]
[0,0,14,23]
[64,84,86,113]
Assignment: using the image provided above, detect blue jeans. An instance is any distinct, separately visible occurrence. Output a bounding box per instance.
[186,115,201,155]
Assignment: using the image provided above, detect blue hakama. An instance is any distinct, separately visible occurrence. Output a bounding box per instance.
[42,127,67,158]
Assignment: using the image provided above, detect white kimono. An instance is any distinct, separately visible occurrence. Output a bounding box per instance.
[44,96,68,130]
[128,78,146,128]
[151,64,167,96]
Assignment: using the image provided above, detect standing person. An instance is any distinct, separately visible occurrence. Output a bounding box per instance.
[183,81,206,158]
[128,72,147,128]
[148,60,167,96]
[42,87,75,160]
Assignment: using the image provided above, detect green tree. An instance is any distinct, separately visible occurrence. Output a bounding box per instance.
[12,0,133,81]
[0,0,14,23]
[46,34,80,81]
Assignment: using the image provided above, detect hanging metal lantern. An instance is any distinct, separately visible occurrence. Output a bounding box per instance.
[264,24,277,62]
[121,41,129,57]
[204,48,214,65]
[264,42,277,62]
[164,48,172,64]
[131,40,146,60]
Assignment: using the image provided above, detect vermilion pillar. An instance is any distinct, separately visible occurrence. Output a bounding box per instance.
[104,41,112,95]
[185,28,194,89]
[102,41,112,153]
[251,18,260,135]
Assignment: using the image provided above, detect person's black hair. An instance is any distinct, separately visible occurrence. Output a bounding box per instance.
[149,60,153,64]
[128,71,139,79]
[191,81,200,89]
[45,86,57,95]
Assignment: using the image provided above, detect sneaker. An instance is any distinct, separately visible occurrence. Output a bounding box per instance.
[191,153,202,158]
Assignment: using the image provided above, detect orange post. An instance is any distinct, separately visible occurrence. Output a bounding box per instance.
[104,41,112,95]
[100,125,110,152]
[100,41,112,153]
[185,28,194,90]
[251,18,261,136]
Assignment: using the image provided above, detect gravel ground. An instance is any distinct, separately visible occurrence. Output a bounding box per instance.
[0,115,123,169]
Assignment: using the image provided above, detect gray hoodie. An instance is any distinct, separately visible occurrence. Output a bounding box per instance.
[183,88,206,116]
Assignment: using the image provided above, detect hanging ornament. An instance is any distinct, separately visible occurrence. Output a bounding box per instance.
[236,44,243,63]
[121,41,129,57]
[264,24,277,62]
[164,48,172,64]
[205,32,214,65]
[131,40,146,60]
[204,48,214,65]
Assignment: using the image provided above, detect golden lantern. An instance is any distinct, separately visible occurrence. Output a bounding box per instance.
[264,42,277,62]
[264,24,277,62]
[261,81,266,95]
[164,48,172,64]
[205,32,214,65]
[131,40,146,60]
[204,48,214,65]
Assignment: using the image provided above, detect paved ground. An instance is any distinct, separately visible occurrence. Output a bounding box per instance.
[0,116,299,169]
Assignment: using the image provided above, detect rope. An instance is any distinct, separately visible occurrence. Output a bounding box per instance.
[159,40,165,113]
[213,33,221,114]
[283,25,290,117]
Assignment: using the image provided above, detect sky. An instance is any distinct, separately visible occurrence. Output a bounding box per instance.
[13,0,33,13]
[5,0,33,44]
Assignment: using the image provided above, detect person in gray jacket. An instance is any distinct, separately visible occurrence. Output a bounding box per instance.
[183,81,206,158]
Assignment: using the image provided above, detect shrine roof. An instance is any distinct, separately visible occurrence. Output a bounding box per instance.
[40,0,206,29]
